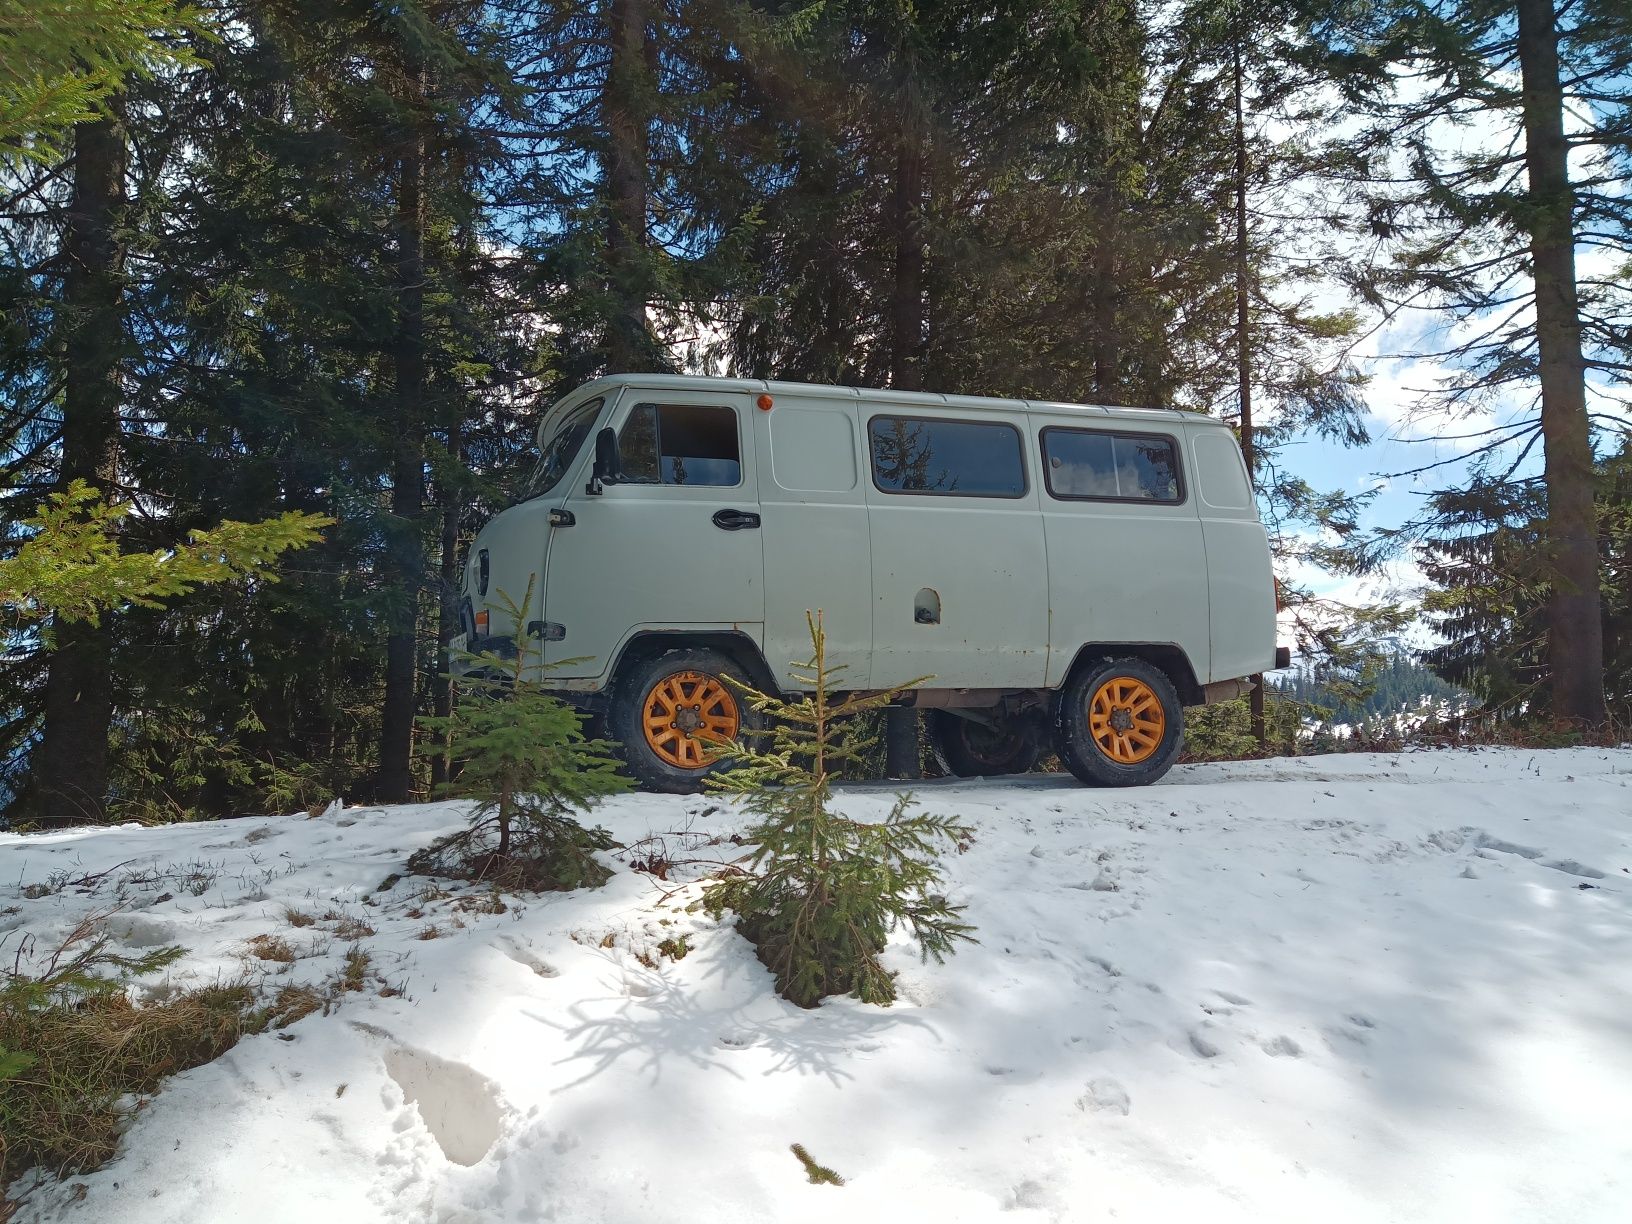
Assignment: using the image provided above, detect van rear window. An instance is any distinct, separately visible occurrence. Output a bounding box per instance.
[619,403,741,486]
[868,415,1026,498]
[1041,427,1183,503]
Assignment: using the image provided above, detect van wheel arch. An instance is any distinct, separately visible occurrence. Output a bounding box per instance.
[611,631,782,702]
[1061,643,1202,708]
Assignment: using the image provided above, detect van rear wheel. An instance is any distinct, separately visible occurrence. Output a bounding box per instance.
[929,710,1041,777]
[1054,657,1183,787]
[610,649,756,794]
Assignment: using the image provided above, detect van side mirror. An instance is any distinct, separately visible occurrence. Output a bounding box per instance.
[588,426,619,495]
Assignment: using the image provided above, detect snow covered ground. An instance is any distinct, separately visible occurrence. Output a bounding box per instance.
[4,747,1631,1223]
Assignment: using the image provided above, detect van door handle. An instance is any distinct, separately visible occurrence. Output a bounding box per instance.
[712,508,760,531]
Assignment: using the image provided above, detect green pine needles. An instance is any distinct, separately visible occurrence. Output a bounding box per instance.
[411,578,630,892]
[1,480,331,628]
[704,612,975,1008]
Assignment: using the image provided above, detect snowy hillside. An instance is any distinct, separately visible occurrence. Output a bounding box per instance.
[4,748,1631,1223]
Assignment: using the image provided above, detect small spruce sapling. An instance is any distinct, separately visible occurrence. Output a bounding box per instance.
[411,578,630,891]
[704,611,975,1008]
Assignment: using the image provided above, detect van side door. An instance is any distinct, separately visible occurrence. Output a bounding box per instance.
[862,409,1049,689]
[541,391,764,682]
[752,394,872,689]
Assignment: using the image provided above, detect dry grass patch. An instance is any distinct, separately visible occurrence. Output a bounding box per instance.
[243,934,297,963]
[0,918,255,1185]
[339,949,370,993]
[330,916,375,941]
[260,983,325,1029]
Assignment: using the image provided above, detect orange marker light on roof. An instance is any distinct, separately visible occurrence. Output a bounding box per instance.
[756,393,774,411]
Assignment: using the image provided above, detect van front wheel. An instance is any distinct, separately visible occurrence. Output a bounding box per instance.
[1054,658,1183,787]
[610,649,756,794]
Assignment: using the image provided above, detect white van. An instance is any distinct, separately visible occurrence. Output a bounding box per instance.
[456,374,1285,792]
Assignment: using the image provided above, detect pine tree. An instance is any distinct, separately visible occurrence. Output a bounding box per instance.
[498,0,763,382]
[1417,440,1632,724]
[88,0,516,818]
[31,102,128,827]
[410,578,630,891]
[1313,0,1632,728]
[704,612,974,1009]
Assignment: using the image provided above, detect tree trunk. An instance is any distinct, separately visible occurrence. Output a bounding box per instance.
[1515,0,1606,728]
[432,419,461,788]
[377,85,429,803]
[888,112,924,395]
[605,0,651,372]
[37,114,127,826]
[885,103,925,779]
[1090,239,1120,401]
[1232,34,1268,749]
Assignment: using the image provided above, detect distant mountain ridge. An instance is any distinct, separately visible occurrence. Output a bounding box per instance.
[1272,654,1469,727]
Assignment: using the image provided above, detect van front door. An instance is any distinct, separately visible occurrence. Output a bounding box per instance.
[541,392,764,682]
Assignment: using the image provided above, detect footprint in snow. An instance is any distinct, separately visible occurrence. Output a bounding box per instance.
[1260,1035,1302,1058]
[1474,832,1542,859]
[492,935,558,978]
[1473,833,1609,880]
[1322,1013,1376,1055]
[106,913,177,949]
[1540,858,1607,880]
[383,1046,503,1167]
[1006,1178,1058,1211]
[1076,1077,1131,1116]
[1187,1028,1222,1059]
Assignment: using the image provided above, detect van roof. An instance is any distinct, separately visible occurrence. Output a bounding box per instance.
[556,373,1231,430]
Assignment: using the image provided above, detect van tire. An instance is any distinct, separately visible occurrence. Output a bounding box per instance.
[610,648,759,794]
[1053,657,1183,787]
[929,710,1041,777]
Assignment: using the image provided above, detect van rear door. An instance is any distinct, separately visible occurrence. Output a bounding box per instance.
[1190,425,1276,681]
[541,390,764,682]
[1035,414,1211,689]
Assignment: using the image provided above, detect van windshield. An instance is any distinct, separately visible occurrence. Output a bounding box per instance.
[512,398,602,504]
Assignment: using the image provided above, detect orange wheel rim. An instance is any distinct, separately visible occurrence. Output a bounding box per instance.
[1087,676,1166,765]
[641,671,740,770]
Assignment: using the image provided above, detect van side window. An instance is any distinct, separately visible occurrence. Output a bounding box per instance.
[1041,428,1183,503]
[868,415,1026,498]
[618,403,741,487]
